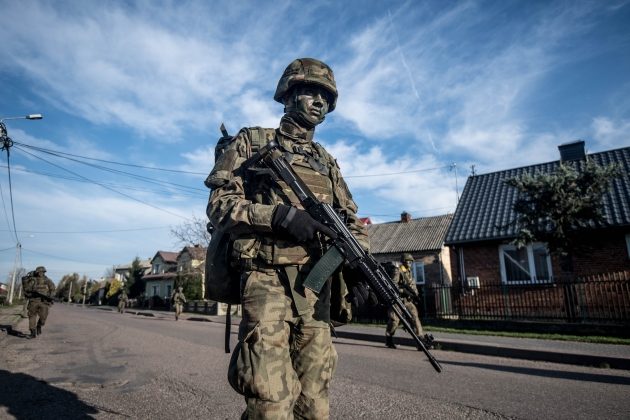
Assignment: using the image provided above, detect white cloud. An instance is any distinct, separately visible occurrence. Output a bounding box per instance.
[591,117,630,150]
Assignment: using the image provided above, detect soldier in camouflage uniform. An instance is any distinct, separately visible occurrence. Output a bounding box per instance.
[206,58,369,419]
[171,286,187,321]
[118,289,129,314]
[23,266,55,338]
[385,254,424,349]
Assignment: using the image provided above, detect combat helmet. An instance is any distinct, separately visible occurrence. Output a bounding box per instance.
[274,58,338,111]
[401,253,414,263]
[35,266,46,273]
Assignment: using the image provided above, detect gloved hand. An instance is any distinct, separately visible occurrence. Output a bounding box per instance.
[343,268,378,308]
[272,205,337,242]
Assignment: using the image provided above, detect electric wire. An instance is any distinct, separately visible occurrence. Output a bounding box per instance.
[14,141,208,175]
[1,226,170,234]
[15,143,206,194]
[0,182,14,236]
[22,246,112,266]
[3,148,21,243]
[14,146,189,220]
[1,164,207,198]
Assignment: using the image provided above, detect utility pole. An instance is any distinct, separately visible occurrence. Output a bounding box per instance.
[1,114,43,305]
[82,279,87,306]
[7,243,21,305]
[67,280,73,304]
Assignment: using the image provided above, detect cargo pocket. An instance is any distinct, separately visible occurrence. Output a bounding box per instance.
[227,321,271,399]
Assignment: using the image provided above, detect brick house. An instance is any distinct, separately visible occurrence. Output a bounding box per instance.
[444,141,630,321]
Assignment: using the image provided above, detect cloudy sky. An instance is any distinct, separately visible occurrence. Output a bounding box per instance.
[1,0,629,283]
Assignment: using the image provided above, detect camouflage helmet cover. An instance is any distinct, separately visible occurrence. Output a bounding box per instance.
[35,266,46,273]
[401,253,414,262]
[274,58,338,111]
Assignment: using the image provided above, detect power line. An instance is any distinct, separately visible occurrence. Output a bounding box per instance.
[1,164,207,198]
[14,141,208,175]
[14,146,190,220]
[15,140,454,180]
[0,226,171,234]
[14,143,207,194]
[343,164,452,178]
[1,124,21,243]
[0,182,14,236]
[21,246,113,266]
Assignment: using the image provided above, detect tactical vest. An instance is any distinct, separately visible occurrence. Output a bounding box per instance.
[25,276,52,299]
[235,128,335,266]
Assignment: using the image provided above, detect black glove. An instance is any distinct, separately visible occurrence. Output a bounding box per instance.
[272,205,337,243]
[344,268,378,308]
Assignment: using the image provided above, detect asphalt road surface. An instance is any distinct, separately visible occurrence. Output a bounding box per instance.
[1,304,629,419]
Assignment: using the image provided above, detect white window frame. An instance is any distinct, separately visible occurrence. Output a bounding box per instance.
[412,262,425,285]
[626,234,630,258]
[152,284,159,296]
[498,242,553,285]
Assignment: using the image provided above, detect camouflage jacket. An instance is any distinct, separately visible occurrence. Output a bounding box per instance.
[23,275,56,301]
[206,115,368,267]
[171,291,186,304]
[396,266,419,301]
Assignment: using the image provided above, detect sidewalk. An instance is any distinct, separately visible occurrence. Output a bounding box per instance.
[4,304,630,370]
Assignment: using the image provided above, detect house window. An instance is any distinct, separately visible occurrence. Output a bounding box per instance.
[167,285,172,297]
[412,262,425,285]
[499,243,553,284]
[152,285,159,296]
[626,234,630,258]
[153,263,161,275]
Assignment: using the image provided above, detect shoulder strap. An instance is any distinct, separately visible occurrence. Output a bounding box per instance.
[248,127,275,154]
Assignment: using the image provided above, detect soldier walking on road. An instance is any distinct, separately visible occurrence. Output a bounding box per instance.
[22,266,55,339]
[385,254,431,349]
[206,58,370,419]
[118,289,129,314]
[171,286,186,321]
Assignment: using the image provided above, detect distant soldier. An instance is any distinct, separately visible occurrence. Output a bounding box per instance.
[171,286,187,321]
[385,254,430,349]
[118,289,129,314]
[23,266,55,338]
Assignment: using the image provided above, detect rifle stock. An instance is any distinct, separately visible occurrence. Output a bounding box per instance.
[250,140,442,373]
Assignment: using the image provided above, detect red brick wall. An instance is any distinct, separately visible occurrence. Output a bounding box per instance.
[449,229,630,286]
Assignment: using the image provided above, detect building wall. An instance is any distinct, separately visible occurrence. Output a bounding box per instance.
[145,279,175,298]
[373,249,451,286]
[450,229,630,286]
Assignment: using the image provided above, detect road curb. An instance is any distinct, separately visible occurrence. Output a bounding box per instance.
[333,330,630,370]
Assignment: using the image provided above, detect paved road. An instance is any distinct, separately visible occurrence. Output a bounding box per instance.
[1,304,629,419]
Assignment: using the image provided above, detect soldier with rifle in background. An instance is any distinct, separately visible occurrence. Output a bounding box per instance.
[171,286,186,321]
[385,254,432,349]
[22,266,55,339]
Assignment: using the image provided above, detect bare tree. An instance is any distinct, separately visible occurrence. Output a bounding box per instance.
[170,214,211,247]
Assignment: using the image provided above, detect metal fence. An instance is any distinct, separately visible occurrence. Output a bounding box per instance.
[356,270,630,324]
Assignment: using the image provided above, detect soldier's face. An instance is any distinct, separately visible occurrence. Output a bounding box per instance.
[293,85,330,126]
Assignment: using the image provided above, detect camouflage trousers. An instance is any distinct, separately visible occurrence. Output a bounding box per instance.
[118,301,126,313]
[174,303,183,318]
[386,299,423,336]
[228,267,337,420]
[28,299,50,330]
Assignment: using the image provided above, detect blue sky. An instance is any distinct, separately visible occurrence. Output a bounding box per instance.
[1,0,629,283]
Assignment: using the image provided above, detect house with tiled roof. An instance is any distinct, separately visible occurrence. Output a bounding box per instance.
[114,258,152,283]
[143,251,179,302]
[368,212,454,287]
[176,244,207,298]
[361,212,454,320]
[444,141,630,321]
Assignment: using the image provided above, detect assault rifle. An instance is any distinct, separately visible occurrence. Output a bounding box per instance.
[245,139,442,373]
[400,282,422,307]
[26,290,54,304]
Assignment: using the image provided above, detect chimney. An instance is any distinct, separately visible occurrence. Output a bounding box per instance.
[401,211,411,223]
[558,140,586,162]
